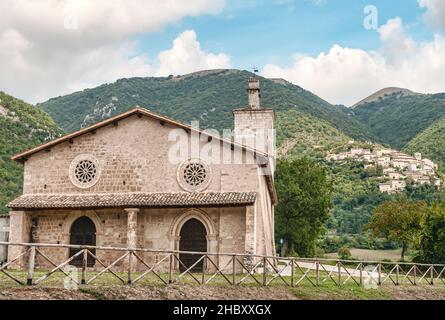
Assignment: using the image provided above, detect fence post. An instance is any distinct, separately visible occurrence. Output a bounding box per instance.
[378,263,382,286]
[27,246,36,286]
[262,257,267,286]
[359,263,363,287]
[232,255,236,286]
[81,249,88,285]
[413,264,417,286]
[396,264,400,286]
[315,260,320,287]
[201,255,206,285]
[337,262,341,287]
[291,259,295,287]
[430,266,434,286]
[168,253,173,284]
[127,250,133,285]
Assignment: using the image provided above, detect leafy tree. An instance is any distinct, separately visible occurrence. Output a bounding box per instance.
[365,197,427,260]
[275,158,333,257]
[415,202,445,264]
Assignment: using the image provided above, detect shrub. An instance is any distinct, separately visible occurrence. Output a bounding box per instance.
[338,246,352,260]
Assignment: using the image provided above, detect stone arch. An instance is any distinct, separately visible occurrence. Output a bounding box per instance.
[169,208,219,271]
[169,208,217,241]
[62,210,104,242]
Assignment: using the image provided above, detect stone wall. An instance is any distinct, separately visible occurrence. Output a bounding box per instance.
[0,216,9,263]
[23,115,261,196]
[8,206,247,272]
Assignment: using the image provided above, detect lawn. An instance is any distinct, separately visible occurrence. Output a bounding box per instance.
[1,267,445,300]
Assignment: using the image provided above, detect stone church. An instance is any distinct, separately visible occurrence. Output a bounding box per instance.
[7,77,276,271]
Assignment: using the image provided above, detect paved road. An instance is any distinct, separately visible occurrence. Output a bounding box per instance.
[277,260,383,280]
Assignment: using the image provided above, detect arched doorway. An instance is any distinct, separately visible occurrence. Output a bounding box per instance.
[69,216,96,267]
[179,218,207,272]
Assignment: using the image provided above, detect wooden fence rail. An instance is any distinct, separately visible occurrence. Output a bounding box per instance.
[0,242,444,288]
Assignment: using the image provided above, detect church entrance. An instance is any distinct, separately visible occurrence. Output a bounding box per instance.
[69,216,96,267]
[179,218,207,272]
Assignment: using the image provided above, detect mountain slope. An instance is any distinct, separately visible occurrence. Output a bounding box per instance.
[352,87,417,108]
[405,116,445,171]
[0,92,63,214]
[39,69,374,141]
[352,92,445,148]
[276,109,350,159]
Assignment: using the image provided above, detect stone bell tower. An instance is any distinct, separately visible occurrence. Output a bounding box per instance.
[233,76,275,164]
[248,77,261,109]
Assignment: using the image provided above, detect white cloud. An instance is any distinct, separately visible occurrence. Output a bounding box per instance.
[0,0,227,103]
[263,17,445,106]
[419,0,445,31]
[155,30,231,76]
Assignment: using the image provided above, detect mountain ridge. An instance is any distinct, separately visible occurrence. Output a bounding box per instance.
[352,87,418,108]
[38,69,375,141]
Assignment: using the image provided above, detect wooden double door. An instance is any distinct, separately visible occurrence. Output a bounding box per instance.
[69,216,96,267]
[179,218,207,272]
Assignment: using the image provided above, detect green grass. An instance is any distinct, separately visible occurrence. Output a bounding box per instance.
[1,268,444,300]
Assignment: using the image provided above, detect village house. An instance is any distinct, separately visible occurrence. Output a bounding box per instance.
[327,144,442,194]
[6,78,277,272]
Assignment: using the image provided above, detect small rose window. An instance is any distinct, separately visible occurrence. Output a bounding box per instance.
[69,155,101,189]
[74,160,97,184]
[184,162,207,186]
[177,159,211,192]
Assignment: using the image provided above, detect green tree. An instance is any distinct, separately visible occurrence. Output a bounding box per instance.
[365,197,427,260]
[415,202,445,264]
[275,158,333,257]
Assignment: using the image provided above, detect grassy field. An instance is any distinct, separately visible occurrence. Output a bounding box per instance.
[326,248,405,262]
[1,269,444,300]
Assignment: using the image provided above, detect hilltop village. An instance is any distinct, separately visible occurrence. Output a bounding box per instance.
[326,141,442,194]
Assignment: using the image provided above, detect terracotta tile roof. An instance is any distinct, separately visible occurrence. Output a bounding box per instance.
[7,192,257,210]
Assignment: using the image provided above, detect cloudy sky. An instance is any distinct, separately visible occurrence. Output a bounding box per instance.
[0,0,444,106]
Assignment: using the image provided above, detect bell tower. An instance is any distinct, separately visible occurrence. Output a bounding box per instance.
[248,77,261,109]
[233,76,275,163]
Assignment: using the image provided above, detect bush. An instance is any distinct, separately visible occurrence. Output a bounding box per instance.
[314,247,325,259]
[338,246,352,260]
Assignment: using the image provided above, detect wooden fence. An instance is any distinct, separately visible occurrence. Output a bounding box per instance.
[0,242,444,288]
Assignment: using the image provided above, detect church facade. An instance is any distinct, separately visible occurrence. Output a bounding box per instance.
[7,78,277,271]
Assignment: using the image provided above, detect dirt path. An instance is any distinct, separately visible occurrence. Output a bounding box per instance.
[2,284,445,300]
[0,285,298,300]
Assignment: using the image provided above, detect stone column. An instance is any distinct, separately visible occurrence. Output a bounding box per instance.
[7,211,31,269]
[244,205,256,268]
[124,208,139,249]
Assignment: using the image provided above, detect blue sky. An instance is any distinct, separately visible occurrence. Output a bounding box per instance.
[138,0,432,70]
[1,0,444,105]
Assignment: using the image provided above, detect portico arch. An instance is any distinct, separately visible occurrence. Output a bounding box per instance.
[62,210,104,244]
[169,208,218,253]
[169,209,218,271]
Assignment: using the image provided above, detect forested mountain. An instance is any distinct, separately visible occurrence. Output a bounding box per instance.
[39,69,374,141]
[352,91,445,149]
[0,92,63,214]
[3,70,445,246]
[352,87,417,108]
[405,116,445,171]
